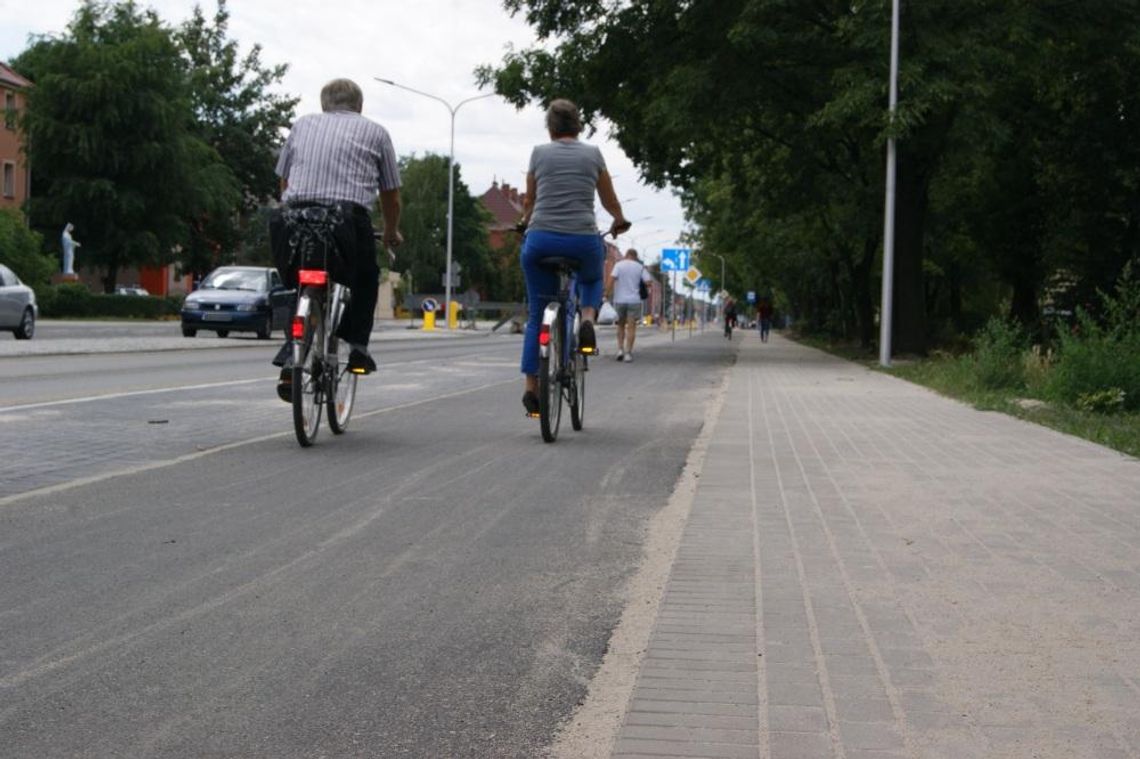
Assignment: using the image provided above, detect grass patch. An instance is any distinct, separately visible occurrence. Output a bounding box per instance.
[788,332,1140,459]
[887,353,1140,459]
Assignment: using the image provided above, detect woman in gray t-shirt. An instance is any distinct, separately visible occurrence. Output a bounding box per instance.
[517,99,631,416]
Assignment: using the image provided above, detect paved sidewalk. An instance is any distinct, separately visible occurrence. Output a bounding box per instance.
[611,332,1140,758]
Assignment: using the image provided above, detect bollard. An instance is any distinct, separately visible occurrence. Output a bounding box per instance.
[448,301,461,329]
[423,311,436,331]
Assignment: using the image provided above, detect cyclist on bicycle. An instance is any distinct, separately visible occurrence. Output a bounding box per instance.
[517,99,630,416]
[270,78,403,395]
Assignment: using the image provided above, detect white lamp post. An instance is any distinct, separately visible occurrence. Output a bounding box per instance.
[878,0,900,366]
[375,78,494,328]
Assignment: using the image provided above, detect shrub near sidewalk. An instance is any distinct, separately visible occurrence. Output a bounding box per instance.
[1044,266,1140,412]
[36,283,183,319]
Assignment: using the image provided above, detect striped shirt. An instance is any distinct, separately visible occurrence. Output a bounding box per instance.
[276,111,401,209]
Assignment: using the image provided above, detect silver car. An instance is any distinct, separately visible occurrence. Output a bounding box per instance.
[0,263,37,340]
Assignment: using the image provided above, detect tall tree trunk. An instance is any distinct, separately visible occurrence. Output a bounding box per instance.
[891,148,929,355]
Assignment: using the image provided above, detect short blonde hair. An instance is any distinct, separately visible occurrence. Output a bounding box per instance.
[546,99,582,136]
[321,78,363,113]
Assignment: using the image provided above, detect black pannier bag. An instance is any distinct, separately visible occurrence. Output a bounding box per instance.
[269,203,355,288]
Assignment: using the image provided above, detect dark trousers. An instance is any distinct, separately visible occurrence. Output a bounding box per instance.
[341,207,379,347]
[271,202,379,348]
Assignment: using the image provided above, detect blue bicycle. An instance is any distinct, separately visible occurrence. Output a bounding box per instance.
[536,256,594,442]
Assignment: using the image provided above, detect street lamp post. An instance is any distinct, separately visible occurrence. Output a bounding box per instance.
[375,78,494,329]
[878,0,900,366]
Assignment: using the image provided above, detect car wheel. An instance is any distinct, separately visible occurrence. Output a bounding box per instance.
[256,318,271,340]
[14,307,35,340]
[217,330,229,338]
[182,326,197,337]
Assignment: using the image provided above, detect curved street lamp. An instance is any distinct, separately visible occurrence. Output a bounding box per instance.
[375,77,495,328]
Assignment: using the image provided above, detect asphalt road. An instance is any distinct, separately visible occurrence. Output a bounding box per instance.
[0,324,732,757]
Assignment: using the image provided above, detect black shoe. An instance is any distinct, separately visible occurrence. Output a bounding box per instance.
[578,320,597,355]
[348,348,376,375]
[522,391,540,418]
[276,367,292,403]
[271,341,292,367]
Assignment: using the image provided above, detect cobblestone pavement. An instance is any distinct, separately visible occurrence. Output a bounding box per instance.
[611,332,1140,759]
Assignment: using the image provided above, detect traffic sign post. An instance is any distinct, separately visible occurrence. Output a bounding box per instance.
[421,297,439,331]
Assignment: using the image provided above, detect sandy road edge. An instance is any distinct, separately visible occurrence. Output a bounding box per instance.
[545,362,732,759]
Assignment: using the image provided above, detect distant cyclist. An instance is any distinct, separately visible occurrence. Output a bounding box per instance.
[723,298,738,338]
[606,248,652,362]
[516,99,630,416]
[270,78,403,397]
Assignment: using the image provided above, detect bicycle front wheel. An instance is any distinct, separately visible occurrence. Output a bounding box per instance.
[292,291,325,447]
[539,307,563,443]
[326,335,358,434]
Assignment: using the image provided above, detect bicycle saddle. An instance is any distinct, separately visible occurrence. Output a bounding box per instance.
[538,256,581,271]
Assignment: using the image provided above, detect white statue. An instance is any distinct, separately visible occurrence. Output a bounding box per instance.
[61,223,81,275]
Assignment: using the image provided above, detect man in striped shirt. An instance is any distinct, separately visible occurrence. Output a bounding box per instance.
[273,77,403,375]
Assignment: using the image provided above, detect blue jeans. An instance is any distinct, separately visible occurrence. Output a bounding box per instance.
[520,230,604,376]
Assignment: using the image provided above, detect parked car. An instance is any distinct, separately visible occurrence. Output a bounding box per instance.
[0,263,37,340]
[181,266,290,339]
[115,285,150,296]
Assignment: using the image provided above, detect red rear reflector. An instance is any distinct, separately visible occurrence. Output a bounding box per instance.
[291,316,305,339]
[298,269,328,285]
[538,324,550,346]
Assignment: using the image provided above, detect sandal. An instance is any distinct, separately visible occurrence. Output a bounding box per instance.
[522,391,540,418]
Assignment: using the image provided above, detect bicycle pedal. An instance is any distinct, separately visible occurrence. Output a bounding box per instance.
[349,367,368,374]
[526,411,540,419]
[579,347,598,355]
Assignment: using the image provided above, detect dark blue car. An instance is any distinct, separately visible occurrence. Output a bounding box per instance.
[181,266,290,339]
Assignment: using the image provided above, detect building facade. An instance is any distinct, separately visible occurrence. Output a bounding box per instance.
[0,62,32,215]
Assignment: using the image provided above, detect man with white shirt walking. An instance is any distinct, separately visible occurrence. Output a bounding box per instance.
[605,248,652,362]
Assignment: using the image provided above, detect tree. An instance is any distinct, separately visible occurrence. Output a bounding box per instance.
[13,0,240,292]
[396,154,493,297]
[0,209,51,288]
[175,1,297,279]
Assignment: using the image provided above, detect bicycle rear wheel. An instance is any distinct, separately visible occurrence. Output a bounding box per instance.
[326,335,357,434]
[292,292,325,447]
[539,307,563,443]
[570,351,586,431]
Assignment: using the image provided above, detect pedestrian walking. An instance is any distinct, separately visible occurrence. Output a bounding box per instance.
[605,248,652,362]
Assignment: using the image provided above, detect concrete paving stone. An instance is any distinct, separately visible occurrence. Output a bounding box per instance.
[766,680,825,708]
[629,699,759,718]
[768,730,835,759]
[838,721,906,751]
[832,696,895,724]
[640,666,758,684]
[821,654,879,676]
[636,678,759,697]
[633,688,760,707]
[767,704,828,733]
[619,725,759,746]
[623,712,760,732]
[613,738,760,759]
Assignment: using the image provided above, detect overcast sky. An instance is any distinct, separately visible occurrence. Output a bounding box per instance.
[0,0,689,261]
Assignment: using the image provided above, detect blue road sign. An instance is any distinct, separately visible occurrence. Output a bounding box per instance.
[746,291,756,304]
[696,278,712,291]
[421,297,439,312]
[660,248,692,272]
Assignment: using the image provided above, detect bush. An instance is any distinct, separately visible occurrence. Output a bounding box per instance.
[0,209,53,288]
[1045,265,1140,411]
[35,283,182,319]
[973,317,1027,390]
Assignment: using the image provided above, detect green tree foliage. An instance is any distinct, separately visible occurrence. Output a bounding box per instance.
[0,209,52,288]
[483,0,1140,352]
[396,154,494,297]
[175,1,297,279]
[13,0,241,292]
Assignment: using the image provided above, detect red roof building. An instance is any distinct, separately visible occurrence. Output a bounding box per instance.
[480,180,526,250]
[0,62,32,214]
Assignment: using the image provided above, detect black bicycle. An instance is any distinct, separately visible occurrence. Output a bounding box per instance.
[280,205,359,447]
